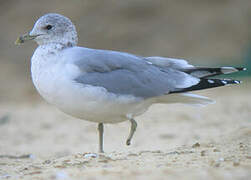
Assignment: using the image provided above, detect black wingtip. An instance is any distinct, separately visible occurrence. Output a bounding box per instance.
[183,67,247,79]
[170,78,242,94]
[236,67,247,71]
[222,79,242,85]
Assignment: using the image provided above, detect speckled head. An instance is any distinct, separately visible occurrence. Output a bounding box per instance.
[27,13,78,46]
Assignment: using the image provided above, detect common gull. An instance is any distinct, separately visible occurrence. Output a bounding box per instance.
[16,13,246,153]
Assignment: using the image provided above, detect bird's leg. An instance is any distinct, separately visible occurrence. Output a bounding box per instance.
[98,123,104,153]
[126,118,137,146]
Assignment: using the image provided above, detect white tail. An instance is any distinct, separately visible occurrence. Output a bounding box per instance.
[155,93,215,107]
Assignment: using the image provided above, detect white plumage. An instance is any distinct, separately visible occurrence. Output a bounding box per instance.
[17,13,244,152]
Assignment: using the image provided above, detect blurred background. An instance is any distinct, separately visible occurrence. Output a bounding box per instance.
[0,0,250,102]
[0,2,251,178]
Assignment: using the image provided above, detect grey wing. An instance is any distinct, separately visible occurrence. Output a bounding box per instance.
[145,56,244,78]
[69,47,200,98]
[75,69,161,98]
[145,56,194,69]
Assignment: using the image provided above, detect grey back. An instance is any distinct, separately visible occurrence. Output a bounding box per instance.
[64,47,197,98]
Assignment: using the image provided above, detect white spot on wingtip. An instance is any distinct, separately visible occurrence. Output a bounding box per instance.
[221,80,228,85]
[243,68,247,71]
[234,80,241,84]
[208,79,214,83]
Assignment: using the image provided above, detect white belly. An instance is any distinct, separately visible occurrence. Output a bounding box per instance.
[31,60,151,123]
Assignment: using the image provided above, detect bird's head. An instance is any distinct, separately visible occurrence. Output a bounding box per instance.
[15,13,78,47]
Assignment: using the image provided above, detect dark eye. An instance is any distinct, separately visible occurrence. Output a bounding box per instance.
[45,25,52,30]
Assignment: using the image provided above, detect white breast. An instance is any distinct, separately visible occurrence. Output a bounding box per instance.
[31,46,150,123]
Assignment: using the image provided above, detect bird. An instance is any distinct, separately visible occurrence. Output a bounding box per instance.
[15,13,246,153]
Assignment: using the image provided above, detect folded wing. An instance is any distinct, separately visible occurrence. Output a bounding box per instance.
[64,48,245,99]
[68,48,199,98]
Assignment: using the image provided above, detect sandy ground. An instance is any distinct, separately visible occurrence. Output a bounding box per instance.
[0,83,250,180]
[0,1,250,179]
